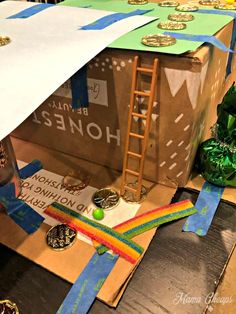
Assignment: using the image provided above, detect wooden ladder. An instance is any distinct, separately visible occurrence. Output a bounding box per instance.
[120,56,158,202]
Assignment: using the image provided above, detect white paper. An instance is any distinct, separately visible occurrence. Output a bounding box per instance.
[17,161,140,245]
[0,1,156,140]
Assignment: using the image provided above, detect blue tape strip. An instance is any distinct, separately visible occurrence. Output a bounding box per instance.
[71,66,89,109]
[7,3,54,19]
[57,252,118,314]
[197,9,236,18]
[197,9,236,76]
[2,197,44,234]
[226,20,236,76]
[19,159,43,179]
[0,160,44,233]
[183,182,224,236]
[81,9,153,30]
[163,32,236,54]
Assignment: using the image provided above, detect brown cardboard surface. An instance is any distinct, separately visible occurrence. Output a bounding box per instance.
[0,137,176,306]
[12,21,233,189]
[186,173,236,205]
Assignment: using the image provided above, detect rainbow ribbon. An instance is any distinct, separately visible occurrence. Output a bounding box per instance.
[45,202,144,264]
[93,199,196,254]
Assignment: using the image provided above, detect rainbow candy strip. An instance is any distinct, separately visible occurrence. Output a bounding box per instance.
[45,202,144,264]
[94,200,196,254]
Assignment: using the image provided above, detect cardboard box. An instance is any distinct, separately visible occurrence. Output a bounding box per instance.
[12,21,233,188]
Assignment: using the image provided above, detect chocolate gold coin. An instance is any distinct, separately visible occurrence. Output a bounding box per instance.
[168,12,194,22]
[199,0,219,6]
[122,182,147,203]
[176,4,199,11]
[46,224,77,251]
[62,171,90,191]
[0,300,19,314]
[214,3,236,9]
[0,36,11,47]
[158,21,186,30]
[92,188,120,210]
[141,34,176,47]
[128,0,148,4]
[158,1,179,7]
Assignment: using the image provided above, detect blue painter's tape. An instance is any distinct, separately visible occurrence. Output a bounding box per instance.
[183,182,224,236]
[163,32,236,53]
[197,9,236,18]
[71,66,89,109]
[7,3,54,19]
[81,9,153,30]
[197,9,236,76]
[4,198,44,234]
[226,20,236,76]
[19,159,43,179]
[0,180,44,234]
[57,252,118,314]
[0,182,15,199]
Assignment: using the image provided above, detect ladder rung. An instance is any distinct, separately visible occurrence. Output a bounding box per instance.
[129,132,144,139]
[134,91,150,97]
[125,169,140,176]
[127,151,142,158]
[132,112,147,119]
[137,67,153,74]
[124,185,137,193]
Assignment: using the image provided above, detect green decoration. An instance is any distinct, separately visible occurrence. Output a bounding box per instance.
[92,208,105,220]
[198,138,236,187]
[198,84,236,187]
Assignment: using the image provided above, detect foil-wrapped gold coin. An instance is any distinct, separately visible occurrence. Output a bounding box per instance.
[128,0,148,4]
[158,21,186,30]
[158,1,179,7]
[46,224,77,251]
[168,12,194,21]
[214,3,236,9]
[92,188,120,210]
[0,36,11,47]
[199,0,219,5]
[122,183,147,203]
[141,34,176,47]
[176,4,199,11]
[62,171,90,191]
[0,300,19,314]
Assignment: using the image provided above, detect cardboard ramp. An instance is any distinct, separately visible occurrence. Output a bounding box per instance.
[0,137,176,306]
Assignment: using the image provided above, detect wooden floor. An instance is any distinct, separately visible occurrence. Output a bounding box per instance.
[0,189,235,314]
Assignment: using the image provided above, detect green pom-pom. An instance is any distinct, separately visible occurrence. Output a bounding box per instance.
[92,208,105,220]
[198,138,236,187]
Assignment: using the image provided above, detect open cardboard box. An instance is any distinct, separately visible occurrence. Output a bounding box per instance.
[1,1,236,310]
[12,19,234,189]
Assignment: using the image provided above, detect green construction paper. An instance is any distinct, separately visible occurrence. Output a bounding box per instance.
[60,0,233,54]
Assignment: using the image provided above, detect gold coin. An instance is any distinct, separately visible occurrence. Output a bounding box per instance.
[46,224,77,251]
[168,12,194,21]
[199,0,219,5]
[122,183,147,203]
[176,4,199,11]
[92,188,120,210]
[214,3,236,9]
[158,21,186,30]
[0,36,11,47]
[0,300,19,314]
[128,0,148,4]
[159,1,179,7]
[62,171,90,191]
[141,34,176,47]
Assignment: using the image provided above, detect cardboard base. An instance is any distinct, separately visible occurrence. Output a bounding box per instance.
[0,137,176,306]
